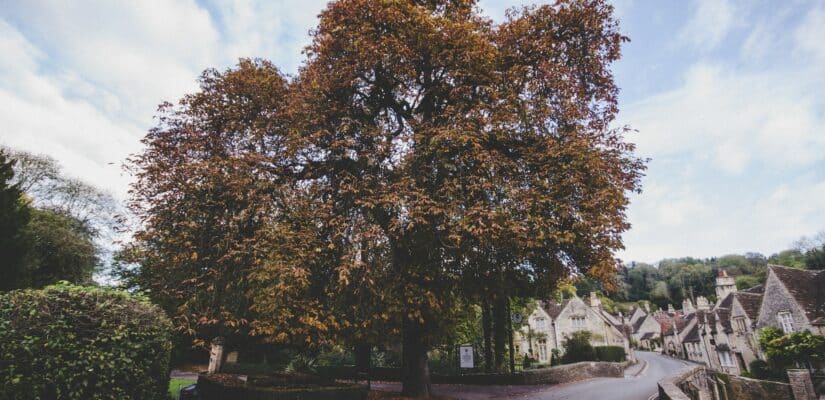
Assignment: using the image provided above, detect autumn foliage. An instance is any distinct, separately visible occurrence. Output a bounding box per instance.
[126,0,644,397]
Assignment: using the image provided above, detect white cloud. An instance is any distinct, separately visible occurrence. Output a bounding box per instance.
[623,63,825,176]
[677,0,737,50]
[794,5,825,63]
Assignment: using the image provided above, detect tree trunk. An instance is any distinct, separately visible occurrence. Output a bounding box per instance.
[354,342,370,373]
[401,320,431,398]
[482,301,493,373]
[493,294,507,372]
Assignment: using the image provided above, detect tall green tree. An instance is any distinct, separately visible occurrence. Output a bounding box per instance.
[18,208,98,288]
[0,150,30,291]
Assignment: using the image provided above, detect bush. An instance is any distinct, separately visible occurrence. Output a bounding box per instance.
[747,360,775,380]
[594,346,626,362]
[561,331,596,364]
[0,283,173,400]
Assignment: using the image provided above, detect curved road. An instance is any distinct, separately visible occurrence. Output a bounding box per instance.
[373,352,693,400]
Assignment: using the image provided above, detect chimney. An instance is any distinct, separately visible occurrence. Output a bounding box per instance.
[696,296,710,311]
[715,269,737,304]
[590,292,601,309]
[682,298,695,314]
[668,304,676,315]
[644,301,651,314]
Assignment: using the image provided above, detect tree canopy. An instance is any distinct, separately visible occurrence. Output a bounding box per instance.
[126,1,643,397]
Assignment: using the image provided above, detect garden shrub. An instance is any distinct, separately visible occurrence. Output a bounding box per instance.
[561,331,596,364]
[594,346,626,362]
[0,283,173,400]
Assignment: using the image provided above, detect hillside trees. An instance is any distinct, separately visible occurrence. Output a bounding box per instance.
[126,1,643,398]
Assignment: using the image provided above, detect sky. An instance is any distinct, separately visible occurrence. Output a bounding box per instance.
[1,0,824,264]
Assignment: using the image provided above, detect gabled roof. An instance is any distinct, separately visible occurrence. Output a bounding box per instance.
[661,314,690,336]
[734,292,762,320]
[540,299,571,319]
[769,265,825,325]
[683,323,701,343]
[632,315,647,332]
[717,292,735,309]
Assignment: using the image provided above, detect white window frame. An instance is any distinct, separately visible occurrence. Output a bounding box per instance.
[538,339,547,363]
[719,351,734,367]
[535,317,546,329]
[777,312,794,333]
[572,316,586,328]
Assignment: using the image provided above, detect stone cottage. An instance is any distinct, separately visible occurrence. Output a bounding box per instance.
[516,293,629,364]
[756,265,825,336]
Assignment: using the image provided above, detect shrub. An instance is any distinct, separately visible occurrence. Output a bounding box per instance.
[561,331,596,364]
[0,283,173,400]
[747,360,774,380]
[594,346,626,362]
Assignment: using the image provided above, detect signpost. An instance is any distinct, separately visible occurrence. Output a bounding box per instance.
[459,345,474,369]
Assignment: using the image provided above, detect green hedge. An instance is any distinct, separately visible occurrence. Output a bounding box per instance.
[0,283,173,400]
[197,374,368,400]
[594,346,626,362]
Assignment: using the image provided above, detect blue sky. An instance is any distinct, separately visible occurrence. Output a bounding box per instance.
[1,0,824,263]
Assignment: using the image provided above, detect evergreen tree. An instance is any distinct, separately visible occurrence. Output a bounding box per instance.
[0,150,30,291]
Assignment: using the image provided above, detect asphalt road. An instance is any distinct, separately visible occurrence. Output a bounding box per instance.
[372,351,693,400]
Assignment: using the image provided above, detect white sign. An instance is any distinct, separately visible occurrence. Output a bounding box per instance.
[459,345,474,368]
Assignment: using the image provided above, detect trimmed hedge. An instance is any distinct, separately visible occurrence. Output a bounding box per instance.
[0,283,173,400]
[197,374,368,400]
[594,346,626,362]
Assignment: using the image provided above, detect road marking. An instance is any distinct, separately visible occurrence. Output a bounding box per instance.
[647,393,658,400]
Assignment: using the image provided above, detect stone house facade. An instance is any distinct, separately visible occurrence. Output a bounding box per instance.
[516,293,629,364]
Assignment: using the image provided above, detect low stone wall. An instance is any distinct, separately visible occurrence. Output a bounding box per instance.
[715,372,793,400]
[197,374,368,400]
[431,361,628,385]
[658,367,794,400]
[658,366,703,400]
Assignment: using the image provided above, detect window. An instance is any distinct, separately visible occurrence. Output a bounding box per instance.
[777,312,794,333]
[734,317,747,332]
[538,339,547,362]
[535,317,546,329]
[571,316,586,328]
[718,351,735,367]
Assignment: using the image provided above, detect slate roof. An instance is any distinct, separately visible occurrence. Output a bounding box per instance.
[661,314,692,336]
[540,299,571,319]
[743,285,764,294]
[683,323,701,343]
[734,292,762,321]
[640,332,656,340]
[632,316,647,332]
[718,292,735,309]
[770,265,825,325]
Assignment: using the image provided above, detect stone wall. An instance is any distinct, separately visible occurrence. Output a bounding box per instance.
[431,361,627,386]
[715,372,793,400]
[658,367,795,400]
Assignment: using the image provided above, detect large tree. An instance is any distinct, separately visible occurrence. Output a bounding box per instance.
[128,1,643,397]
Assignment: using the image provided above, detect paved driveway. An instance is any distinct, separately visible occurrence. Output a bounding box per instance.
[372,352,693,400]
